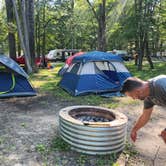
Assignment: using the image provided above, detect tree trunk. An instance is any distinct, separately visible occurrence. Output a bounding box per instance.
[12,0,32,73]
[137,44,144,70]
[35,12,41,57]
[21,0,31,62]
[86,0,106,51]
[134,40,139,65]
[97,1,106,51]
[41,0,47,67]
[5,0,16,60]
[145,34,154,69]
[42,0,46,56]
[17,33,21,56]
[27,0,37,71]
[136,0,144,70]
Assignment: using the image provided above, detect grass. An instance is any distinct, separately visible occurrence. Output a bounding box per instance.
[50,136,70,151]
[126,61,166,80]
[30,61,165,165]
[35,144,47,154]
[30,61,166,108]
[30,63,120,107]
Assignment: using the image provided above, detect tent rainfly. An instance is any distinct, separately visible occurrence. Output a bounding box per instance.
[0,55,36,98]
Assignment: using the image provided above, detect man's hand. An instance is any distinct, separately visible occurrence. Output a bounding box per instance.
[130,129,137,142]
[160,129,166,143]
[130,108,153,143]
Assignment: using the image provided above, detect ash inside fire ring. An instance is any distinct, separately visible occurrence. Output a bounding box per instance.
[69,108,115,122]
[75,115,111,122]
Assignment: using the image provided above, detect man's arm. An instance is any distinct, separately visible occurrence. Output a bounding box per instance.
[130,107,153,142]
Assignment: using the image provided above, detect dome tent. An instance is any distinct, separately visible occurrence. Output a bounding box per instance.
[58,51,85,76]
[0,55,36,98]
[59,51,131,96]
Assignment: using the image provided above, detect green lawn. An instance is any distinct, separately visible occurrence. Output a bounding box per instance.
[126,61,166,80]
[30,61,166,108]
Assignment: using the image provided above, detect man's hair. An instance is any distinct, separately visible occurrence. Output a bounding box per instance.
[121,77,143,94]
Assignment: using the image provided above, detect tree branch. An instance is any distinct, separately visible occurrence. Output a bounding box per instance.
[86,0,99,22]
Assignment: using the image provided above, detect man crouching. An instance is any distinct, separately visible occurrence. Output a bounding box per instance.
[121,75,166,143]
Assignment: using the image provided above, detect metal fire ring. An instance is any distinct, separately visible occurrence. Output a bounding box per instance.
[59,105,128,155]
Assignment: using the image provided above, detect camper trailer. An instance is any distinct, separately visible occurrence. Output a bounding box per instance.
[46,49,79,62]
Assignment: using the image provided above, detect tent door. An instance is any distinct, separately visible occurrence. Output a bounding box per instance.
[0,72,15,94]
[94,61,120,84]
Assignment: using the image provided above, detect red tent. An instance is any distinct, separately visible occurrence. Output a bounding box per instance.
[66,52,85,66]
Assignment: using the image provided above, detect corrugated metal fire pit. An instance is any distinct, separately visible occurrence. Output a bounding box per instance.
[59,105,128,155]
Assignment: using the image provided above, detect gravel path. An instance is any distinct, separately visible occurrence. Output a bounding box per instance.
[0,94,165,166]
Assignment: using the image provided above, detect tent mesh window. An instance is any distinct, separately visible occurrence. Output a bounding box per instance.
[67,63,81,74]
[94,61,119,82]
[95,61,114,71]
[80,62,95,75]
[112,62,129,72]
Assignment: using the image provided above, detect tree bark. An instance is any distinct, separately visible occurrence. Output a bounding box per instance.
[5,0,16,60]
[35,11,41,57]
[86,0,106,51]
[17,33,21,56]
[98,1,106,51]
[21,0,31,63]
[42,0,46,56]
[41,0,47,67]
[145,34,154,69]
[27,0,37,71]
[12,0,32,73]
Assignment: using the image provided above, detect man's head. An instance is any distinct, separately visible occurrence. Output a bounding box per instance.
[121,77,149,100]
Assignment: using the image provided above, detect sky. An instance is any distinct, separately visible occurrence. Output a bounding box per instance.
[0,0,3,10]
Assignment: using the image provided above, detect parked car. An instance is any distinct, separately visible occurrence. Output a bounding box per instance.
[113,50,132,61]
[16,55,48,67]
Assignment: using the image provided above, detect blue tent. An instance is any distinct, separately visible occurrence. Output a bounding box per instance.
[59,51,131,96]
[0,55,36,98]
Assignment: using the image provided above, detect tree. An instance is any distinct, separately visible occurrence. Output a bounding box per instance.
[0,4,8,53]
[86,0,106,51]
[11,0,36,73]
[27,0,36,71]
[108,0,165,70]
[12,0,32,73]
[134,0,162,70]
[5,0,16,60]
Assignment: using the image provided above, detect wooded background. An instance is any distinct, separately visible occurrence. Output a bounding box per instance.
[0,0,166,72]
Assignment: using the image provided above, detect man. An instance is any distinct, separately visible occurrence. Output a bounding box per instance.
[121,75,166,143]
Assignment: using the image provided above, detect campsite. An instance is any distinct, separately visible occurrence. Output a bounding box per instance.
[0,61,166,166]
[0,0,166,166]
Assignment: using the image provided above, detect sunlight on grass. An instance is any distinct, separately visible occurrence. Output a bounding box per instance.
[30,61,166,108]
[30,64,119,106]
[30,66,62,90]
[126,61,166,79]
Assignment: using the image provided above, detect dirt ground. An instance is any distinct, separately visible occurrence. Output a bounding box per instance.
[0,92,166,166]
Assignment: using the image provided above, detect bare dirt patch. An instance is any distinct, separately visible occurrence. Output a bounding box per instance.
[0,94,165,166]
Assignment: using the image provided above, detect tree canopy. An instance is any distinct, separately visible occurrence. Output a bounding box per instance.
[0,0,165,72]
